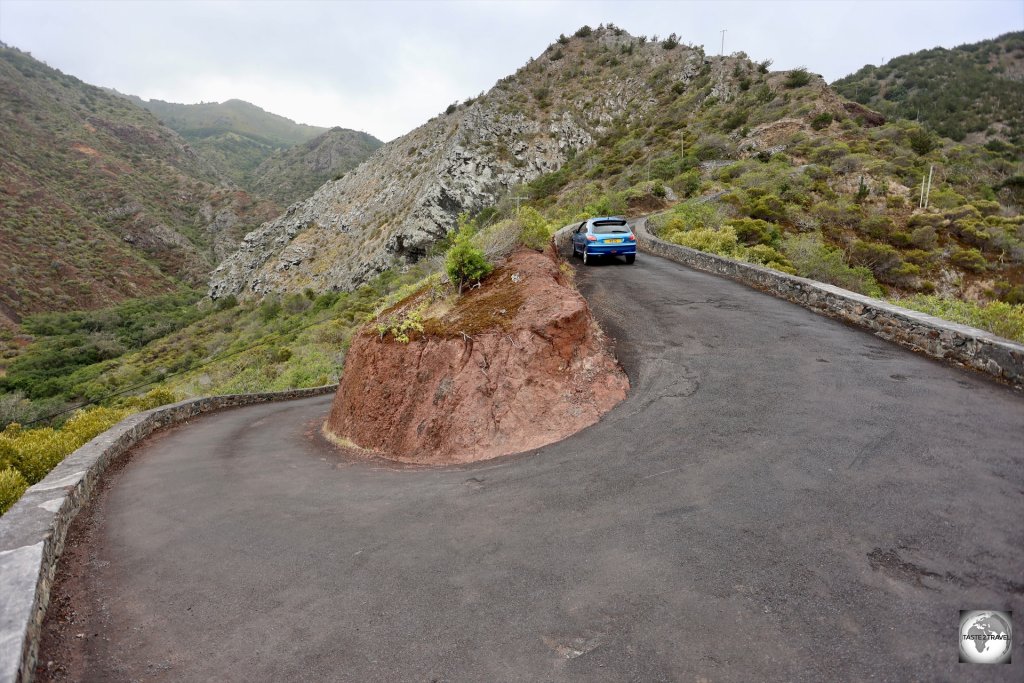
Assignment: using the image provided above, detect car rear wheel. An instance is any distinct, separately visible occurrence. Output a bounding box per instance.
[582,250,591,265]
[625,254,636,264]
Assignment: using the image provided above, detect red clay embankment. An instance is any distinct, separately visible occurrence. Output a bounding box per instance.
[325,248,628,464]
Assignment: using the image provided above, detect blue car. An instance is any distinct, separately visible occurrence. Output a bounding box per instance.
[570,217,637,265]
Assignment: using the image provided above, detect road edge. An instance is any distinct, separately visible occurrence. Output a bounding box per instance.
[621,218,1023,389]
[0,385,337,683]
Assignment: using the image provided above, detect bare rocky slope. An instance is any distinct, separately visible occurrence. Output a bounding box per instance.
[325,248,629,463]
[209,29,709,299]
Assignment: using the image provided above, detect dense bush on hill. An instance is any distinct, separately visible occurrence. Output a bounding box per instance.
[833,32,1024,148]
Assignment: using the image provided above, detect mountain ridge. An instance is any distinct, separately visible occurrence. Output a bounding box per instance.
[209,28,707,298]
[210,25,1022,309]
[124,95,383,204]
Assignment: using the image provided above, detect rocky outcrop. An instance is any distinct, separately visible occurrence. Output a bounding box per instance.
[209,29,707,300]
[324,249,629,463]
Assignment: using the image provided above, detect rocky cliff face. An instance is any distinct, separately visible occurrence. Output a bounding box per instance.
[325,249,629,463]
[209,29,706,299]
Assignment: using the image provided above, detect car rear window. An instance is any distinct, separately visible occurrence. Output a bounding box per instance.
[592,220,629,234]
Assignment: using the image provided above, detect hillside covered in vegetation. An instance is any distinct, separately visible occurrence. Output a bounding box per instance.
[832,31,1024,148]
[127,96,382,204]
[250,126,383,205]
[0,44,280,325]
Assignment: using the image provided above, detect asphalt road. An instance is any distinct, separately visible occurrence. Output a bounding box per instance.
[40,253,1023,682]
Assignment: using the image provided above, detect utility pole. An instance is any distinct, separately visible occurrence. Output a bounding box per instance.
[923,164,934,209]
[720,29,726,56]
[918,165,934,209]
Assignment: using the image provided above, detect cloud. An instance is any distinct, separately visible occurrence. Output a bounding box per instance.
[0,0,1020,140]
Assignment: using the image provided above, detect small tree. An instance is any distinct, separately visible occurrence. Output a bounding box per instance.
[854,176,870,203]
[784,67,811,88]
[445,220,493,294]
[907,128,936,155]
[517,207,553,251]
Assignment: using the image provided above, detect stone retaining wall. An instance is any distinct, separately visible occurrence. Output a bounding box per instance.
[632,219,1024,389]
[0,385,337,683]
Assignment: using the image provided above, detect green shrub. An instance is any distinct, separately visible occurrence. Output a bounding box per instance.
[749,85,772,106]
[215,295,238,311]
[861,214,895,239]
[517,207,553,251]
[854,176,870,203]
[2,426,75,484]
[665,226,741,257]
[907,128,936,155]
[445,224,493,294]
[748,195,789,224]
[849,240,916,284]
[810,112,834,130]
[910,226,938,249]
[811,142,850,165]
[722,108,749,131]
[728,218,781,247]
[117,388,178,411]
[783,233,884,296]
[889,231,913,248]
[784,67,811,88]
[375,304,426,344]
[929,188,967,210]
[671,170,701,198]
[258,297,282,322]
[951,247,988,272]
[574,25,592,38]
[659,202,723,234]
[972,200,1001,217]
[0,468,28,515]
[743,244,795,273]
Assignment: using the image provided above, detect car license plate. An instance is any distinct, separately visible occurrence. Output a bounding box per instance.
[606,239,623,244]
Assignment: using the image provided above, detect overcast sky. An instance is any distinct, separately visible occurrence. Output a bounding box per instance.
[1,0,1021,141]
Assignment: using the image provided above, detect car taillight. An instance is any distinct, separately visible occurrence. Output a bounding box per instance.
[586,234,597,241]
[627,233,635,241]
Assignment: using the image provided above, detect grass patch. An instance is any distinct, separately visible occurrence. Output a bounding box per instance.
[892,295,1024,343]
